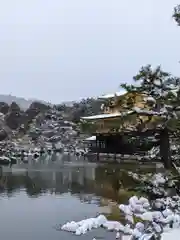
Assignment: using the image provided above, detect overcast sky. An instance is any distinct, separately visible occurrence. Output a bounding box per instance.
[0,0,179,103]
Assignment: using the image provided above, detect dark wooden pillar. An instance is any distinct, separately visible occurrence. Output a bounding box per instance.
[96,138,99,161]
[159,128,171,169]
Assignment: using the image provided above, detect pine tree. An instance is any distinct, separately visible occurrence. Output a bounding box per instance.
[173,5,180,26]
[118,6,180,168]
[125,66,179,119]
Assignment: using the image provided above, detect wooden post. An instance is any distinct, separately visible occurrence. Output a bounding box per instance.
[96,139,99,161]
[97,152,99,161]
[159,128,171,169]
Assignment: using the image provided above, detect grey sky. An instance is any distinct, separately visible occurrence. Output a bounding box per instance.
[0,0,179,103]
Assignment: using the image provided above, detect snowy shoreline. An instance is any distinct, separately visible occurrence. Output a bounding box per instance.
[60,172,180,239]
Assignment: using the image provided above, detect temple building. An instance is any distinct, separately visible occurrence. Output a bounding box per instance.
[81,89,162,157]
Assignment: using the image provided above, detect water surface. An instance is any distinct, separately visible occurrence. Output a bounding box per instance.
[0,158,157,239]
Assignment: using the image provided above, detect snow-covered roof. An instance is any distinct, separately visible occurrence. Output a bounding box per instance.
[81,105,170,121]
[84,136,96,141]
[81,112,121,120]
[81,111,133,120]
[98,90,127,99]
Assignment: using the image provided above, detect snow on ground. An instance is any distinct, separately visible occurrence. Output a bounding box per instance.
[61,173,180,239]
[162,228,180,240]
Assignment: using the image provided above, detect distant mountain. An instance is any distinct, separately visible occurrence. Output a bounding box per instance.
[61,101,77,107]
[0,94,51,110]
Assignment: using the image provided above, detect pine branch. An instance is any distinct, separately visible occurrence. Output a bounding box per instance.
[173,5,180,26]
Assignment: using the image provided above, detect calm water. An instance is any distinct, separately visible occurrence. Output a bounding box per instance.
[0,156,155,240]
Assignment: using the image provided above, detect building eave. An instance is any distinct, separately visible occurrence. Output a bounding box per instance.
[98,90,127,100]
[81,111,134,121]
[84,136,96,141]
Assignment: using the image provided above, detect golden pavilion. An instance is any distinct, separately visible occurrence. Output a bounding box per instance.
[81,89,160,155]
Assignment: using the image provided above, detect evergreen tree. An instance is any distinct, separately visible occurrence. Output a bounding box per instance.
[118,6,180,168]
[173,5,180,26]
[121,66,180,131]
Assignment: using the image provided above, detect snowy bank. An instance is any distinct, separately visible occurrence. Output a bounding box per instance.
[60,173,180,239]
[162,228,180,239]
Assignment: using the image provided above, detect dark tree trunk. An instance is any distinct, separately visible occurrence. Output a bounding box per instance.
[159,128,171,169]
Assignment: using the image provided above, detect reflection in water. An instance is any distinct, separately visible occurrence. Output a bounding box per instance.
[0,165,97,198]
[0,162,157,240]
[0,162,148,203]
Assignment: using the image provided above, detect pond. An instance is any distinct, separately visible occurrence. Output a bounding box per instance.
[0,159,158,240]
